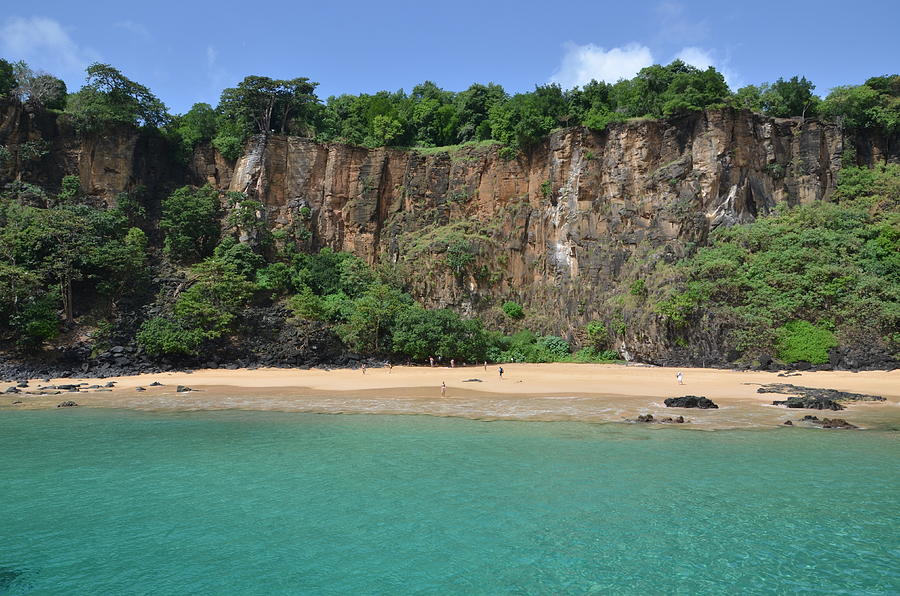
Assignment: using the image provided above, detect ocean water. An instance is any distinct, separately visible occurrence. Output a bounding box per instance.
[0,410,897,595]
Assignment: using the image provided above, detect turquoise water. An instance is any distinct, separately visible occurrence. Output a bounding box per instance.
[0,410,897,595]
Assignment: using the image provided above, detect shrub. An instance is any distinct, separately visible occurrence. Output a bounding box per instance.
[775,321,837,364]
[538,335,570,358]
[288,286,326,321]
[629,279,647,298]
[137,318,204,356]
[57,175,81,203]
[256,262,295,294]
[502,301,524,319]
[571,347,620,362]
[11,295,59,350]
[585,321,608,347]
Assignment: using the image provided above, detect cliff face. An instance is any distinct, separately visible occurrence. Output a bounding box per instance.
[3,103,897,363]
[0,100,182,204]
[194,110,866,359]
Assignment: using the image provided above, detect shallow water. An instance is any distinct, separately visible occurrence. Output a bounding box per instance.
[1,409,898,594]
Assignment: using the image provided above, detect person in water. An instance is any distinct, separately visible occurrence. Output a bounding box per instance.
[498,366,504,380]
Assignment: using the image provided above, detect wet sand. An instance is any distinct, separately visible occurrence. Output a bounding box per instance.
[4,363,899,430]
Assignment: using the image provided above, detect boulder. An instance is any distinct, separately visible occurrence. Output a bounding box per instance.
[57,401,78,407]
[664,395,719,409]
[773,396,844,411]
[176,385,192,392]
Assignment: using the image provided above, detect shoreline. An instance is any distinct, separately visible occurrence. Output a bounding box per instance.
[4,363,899,430]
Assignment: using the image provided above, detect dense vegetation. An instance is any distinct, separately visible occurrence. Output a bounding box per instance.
[2,57,897,162]
[652,163,899,364]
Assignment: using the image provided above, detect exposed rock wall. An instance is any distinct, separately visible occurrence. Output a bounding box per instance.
[202,111,859,344]
[0,99,182,204]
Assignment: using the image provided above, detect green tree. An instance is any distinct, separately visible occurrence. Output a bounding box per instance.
[172,102,218,153]
[173,259,255,339]
[391,307,488,361]
[335,284,411,353]
[66,63,169,132]
[759,76,819,118]
[160,184,221,262]
[0,59,14,97]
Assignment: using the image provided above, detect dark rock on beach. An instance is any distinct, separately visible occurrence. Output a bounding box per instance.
[664,395,719,409]
[799,415,857,429]
[761,383,885,410]
[759,383,885,402]
[57,401,78,407]
[632,414,686,424]
[774,396,844,410]
[176,385,192,392]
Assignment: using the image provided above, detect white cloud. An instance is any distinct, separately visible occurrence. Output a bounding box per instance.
[674,46,714,69]
[0,16,98,76]
[550,42,653,88]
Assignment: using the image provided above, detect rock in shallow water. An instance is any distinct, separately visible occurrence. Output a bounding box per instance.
[57,400,78,407]
[664,395,719,409]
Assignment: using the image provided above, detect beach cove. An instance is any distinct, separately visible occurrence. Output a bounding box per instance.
[4,363,899,430]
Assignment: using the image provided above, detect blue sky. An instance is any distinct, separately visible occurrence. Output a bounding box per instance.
[2,0,897,114]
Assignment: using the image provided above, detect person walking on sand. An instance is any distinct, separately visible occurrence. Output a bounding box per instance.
[441,381,446,397]
[676,371,683,385]
[450,359,455,368]
[483,361,487,371]
[362,364,367,375]
[388,362,393,374]
[498,366,504,380]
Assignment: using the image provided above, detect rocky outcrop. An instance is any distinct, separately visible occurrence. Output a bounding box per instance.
[0,99,183,205]
[759,383,886,405]
[664,395,719,408]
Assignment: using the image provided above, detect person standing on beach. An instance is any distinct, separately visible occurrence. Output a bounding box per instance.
[429,356,434,367]
[450,359,455,368]
[362,364,367,375]
[388,362,393,374]
[483,361,487,371]
[676,371,683,385]
[441,381,446,397]
[498,366,504,380]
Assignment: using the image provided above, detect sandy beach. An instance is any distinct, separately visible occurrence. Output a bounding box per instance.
[3,363,899,429]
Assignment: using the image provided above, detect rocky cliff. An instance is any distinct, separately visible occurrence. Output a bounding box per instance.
[191,109,895,361]
[2,103,897,365]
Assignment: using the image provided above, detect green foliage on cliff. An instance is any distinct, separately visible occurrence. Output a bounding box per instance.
[664,163,900,362]
[820,75,900,133]
[0,59,14,97]
[160,184,221,262]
